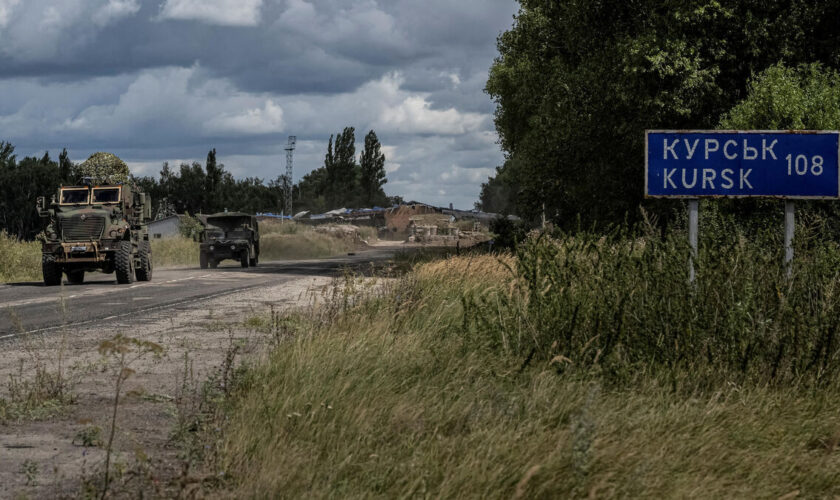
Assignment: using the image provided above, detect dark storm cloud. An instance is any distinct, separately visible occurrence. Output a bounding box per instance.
[0,0,519,208]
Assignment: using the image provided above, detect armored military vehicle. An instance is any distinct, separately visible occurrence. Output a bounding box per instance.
[199,213,259,269]
[36,181,153,285]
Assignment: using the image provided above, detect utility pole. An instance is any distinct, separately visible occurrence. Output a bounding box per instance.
[284,136,296,218]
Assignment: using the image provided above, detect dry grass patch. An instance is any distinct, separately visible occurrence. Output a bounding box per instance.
[0,232,41,283]
[151,237,199,269]
[260,232,354,261]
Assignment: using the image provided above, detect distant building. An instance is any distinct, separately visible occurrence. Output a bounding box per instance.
[149,215,181,239]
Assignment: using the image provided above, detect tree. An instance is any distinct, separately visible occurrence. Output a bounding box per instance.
[476,162,519,214]
[0,145,62,239]
[717,63,840,234]
[359,130,387,206]
[484,0,840,228]
[58,148,74,184]
[324,127,358,207]
[205,148,224,211]
[721,63,840,130]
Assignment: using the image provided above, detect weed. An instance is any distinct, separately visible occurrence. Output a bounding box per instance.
[97,335,164,498]
[20,459,39,486]
[74,425,104,448]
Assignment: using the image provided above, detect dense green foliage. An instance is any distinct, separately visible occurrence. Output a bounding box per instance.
[134,149,290,218]
[296,127,391,213]
[482,0,840,226]
[0,145,67,240]
[359,130,388,207]
[722,63,840,130]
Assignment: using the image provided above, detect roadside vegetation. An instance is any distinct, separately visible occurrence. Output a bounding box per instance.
[0,231,40,283]
[0,223,372,282]
[209,217,840,498]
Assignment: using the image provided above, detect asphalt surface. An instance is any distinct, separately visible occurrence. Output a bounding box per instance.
[0,247,401,339]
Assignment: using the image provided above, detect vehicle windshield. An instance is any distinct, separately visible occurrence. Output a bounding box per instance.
[92,187,120,203]
[204,226,224,239]
[60,188,90,205]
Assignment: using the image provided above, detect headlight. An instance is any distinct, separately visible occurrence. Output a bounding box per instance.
[230,245,235,250]
[209,245,215,251]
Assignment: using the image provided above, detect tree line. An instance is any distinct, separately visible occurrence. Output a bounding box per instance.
[296,127,394,214]
[0,128,394,240]
[479,0,840,230]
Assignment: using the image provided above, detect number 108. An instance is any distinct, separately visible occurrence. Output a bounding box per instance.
[787,154,824,176]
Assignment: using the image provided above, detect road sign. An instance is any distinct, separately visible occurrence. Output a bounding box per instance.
[646,130,840,198]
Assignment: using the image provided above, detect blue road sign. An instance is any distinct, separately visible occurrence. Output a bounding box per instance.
[645,131,840,198]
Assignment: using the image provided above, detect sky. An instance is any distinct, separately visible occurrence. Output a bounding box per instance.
[0,0,519,210]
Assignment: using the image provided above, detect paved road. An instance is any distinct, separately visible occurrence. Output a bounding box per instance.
[0,247,400,338]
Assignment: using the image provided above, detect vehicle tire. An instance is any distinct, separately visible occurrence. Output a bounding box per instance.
[42,254,62,286]
[240,252,249,268]
[136,240,152,282]
[66,269,85,285]
[249,247,257,267]
[115,240,135,284]
[200,252,208,269]
[209,259,218,269]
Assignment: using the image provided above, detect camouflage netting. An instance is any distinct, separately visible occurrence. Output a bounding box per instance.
[78,152,131,185]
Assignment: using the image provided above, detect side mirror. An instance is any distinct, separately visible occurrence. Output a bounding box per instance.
[36,196,50,218]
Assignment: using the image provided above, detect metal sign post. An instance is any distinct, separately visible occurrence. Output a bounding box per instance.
[785,201,795,278]
[645,130,840,282]
[688,199,698,284]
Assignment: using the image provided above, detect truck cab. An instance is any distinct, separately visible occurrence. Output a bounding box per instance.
[199,213,260,269]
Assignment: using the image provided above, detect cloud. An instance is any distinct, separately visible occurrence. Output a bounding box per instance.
[380,95,485,135]
[0,0,20,28]
[0,0,140,60]
[92,0,140,27]
[205,100,284,135]
[55,66,288,143]
[158,0,263,26]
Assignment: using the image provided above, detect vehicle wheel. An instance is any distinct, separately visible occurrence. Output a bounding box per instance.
[209,259,218,269]
[136,240,152,282]
[249,249,257,267]
[115,240,135,284]
[42,254,62,286]
[66,270,85,284]
[200,252,208,269]
[240,253,249,268]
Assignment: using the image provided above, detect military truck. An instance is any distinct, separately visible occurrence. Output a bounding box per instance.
[199,213,259,269]
[36,181,153,286]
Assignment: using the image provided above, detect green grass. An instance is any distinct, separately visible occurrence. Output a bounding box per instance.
[0,231,41,283]
[217,226,840,498]
[151,237,200,269]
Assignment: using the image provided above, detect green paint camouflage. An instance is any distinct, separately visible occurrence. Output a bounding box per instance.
[78,152,131,185]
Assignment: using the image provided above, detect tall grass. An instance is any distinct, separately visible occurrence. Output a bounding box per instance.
[463,223,840,387]
[218,223,840,497]
[0,231,41,283]
[260,232,354,261]
[151,237,200,269]
[260,220,302,235]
